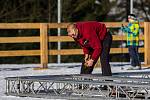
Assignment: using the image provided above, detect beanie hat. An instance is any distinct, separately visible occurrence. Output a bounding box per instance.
[128,14,137,20]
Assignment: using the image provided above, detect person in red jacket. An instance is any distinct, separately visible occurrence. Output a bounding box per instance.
[67,21,112,76]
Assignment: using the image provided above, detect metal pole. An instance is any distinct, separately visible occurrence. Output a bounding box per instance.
[57,0,61,64]
[130,0,133,14]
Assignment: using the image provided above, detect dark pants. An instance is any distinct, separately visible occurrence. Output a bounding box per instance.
[128,46,141,67]
[80,31,112,76]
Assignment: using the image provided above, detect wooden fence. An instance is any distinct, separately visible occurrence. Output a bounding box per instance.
[0,22,149,68]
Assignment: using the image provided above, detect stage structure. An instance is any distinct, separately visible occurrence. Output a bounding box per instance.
[5,71,150,100]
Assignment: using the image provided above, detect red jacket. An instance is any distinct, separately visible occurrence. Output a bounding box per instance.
[74,21,107,61]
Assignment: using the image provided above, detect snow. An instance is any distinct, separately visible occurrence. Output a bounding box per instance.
[0,63,150,100]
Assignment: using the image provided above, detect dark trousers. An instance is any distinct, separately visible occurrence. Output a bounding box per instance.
[80,31,112,76]
[128,46,141,67]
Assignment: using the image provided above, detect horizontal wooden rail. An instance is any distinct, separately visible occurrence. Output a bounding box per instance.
[0,35,144,43]
[49,48,144,55]
[112,35,144,41]
[0,50,40,56]
[49,36,74,42]
[0,48,144,57]
[0,37,40,43]
[47,22,144,28]
[0,23,40,29]
[0,22,144,29]
[110,48,144,54]
[48,35,144,42]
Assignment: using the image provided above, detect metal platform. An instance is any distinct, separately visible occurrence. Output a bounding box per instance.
[5,71,150,100]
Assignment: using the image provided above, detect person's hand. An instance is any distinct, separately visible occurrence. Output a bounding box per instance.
[84,54,89,62]
[86,59,94,67]
[121,27,124,31]
[84,54,89,67]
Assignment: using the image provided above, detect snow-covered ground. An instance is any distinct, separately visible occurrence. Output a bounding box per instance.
[0,63,150,100]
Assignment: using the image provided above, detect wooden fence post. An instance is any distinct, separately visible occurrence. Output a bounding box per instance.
[40,23,48,68]
[144,22,150,66]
